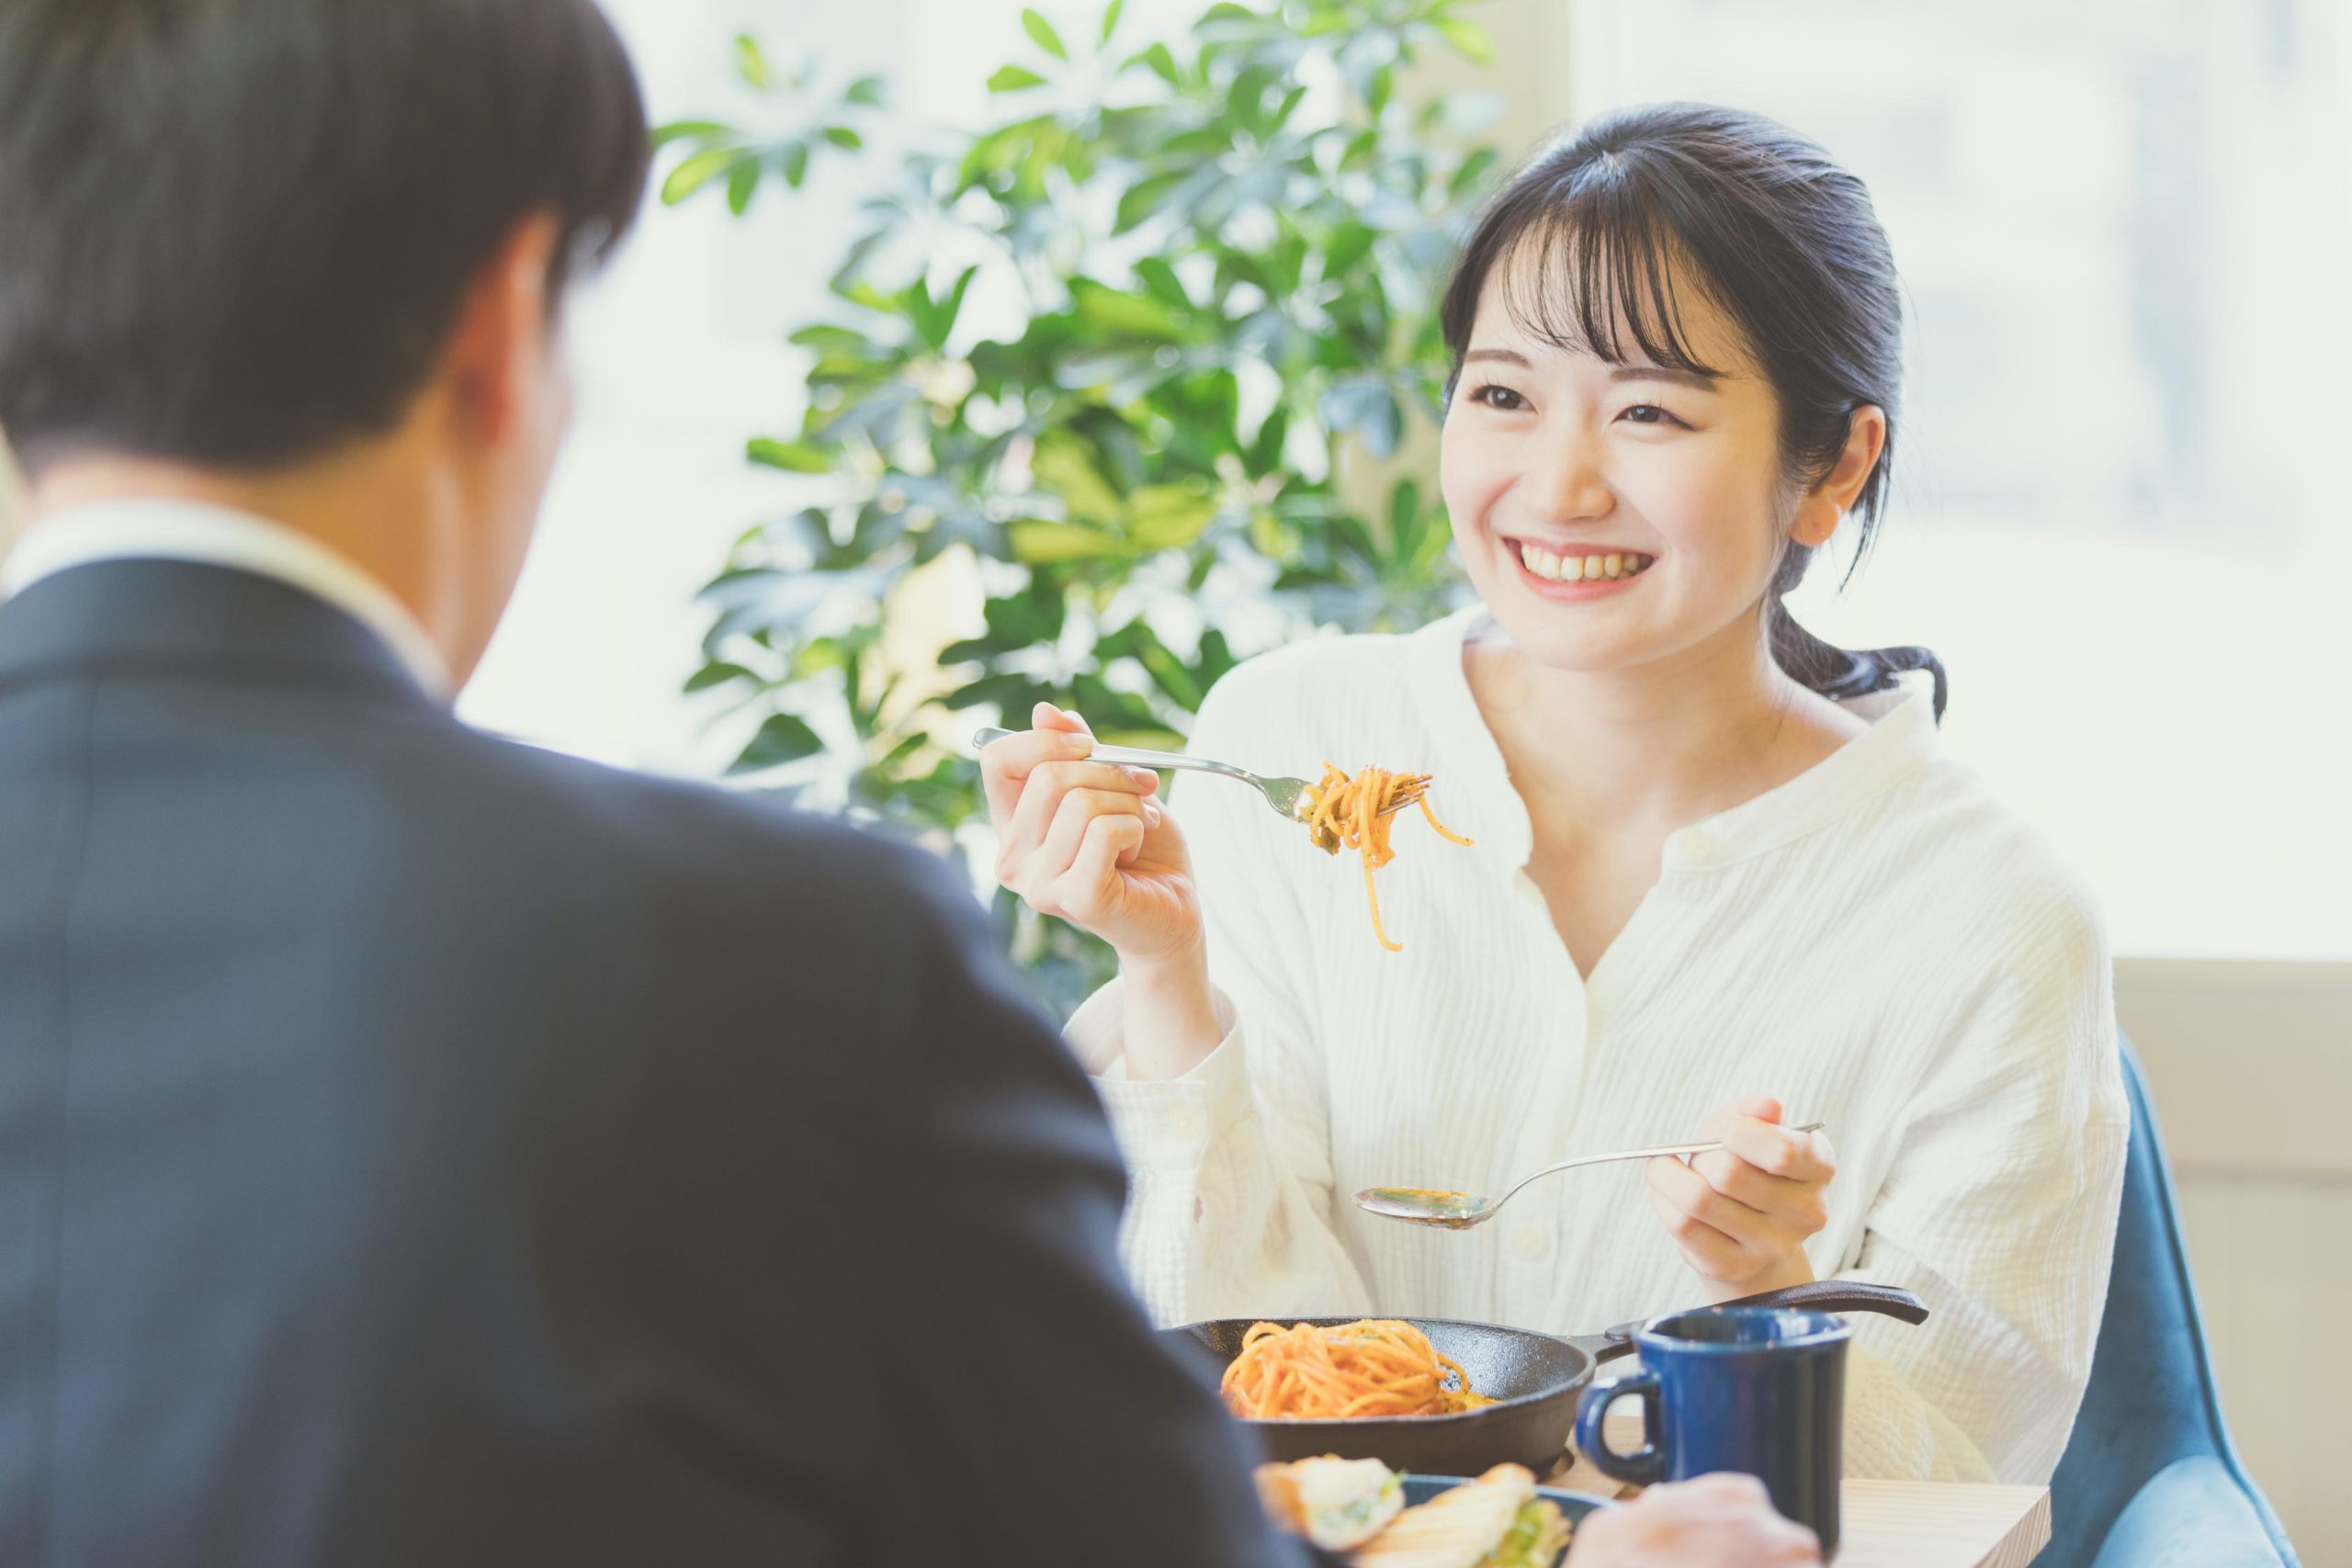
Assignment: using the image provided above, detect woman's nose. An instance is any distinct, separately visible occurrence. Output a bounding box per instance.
[1521,437,1614,525]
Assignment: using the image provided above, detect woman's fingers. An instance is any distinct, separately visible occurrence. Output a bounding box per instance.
[1657,1098,1837,1290]
[1700,1097,1834,1184]
[978,716,1093,831]
[1690,1149,1829,1235]
[1015,785,1147,900]
[996,760,1158,877]
[1038,814,1148,924]
[1715,1113,1836,1184]
[1646,1179,1747,1279]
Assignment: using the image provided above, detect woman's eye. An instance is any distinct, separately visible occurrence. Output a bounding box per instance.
[1469,383,1529,412]
[1620,403,1688,428]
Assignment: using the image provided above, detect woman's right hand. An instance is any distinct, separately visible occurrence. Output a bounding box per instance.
[978,702,1206,972]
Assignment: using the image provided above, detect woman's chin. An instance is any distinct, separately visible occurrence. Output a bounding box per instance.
[1476,606,1657,677]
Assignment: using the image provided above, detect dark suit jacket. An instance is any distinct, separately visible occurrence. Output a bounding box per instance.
[0,559,1317,1566]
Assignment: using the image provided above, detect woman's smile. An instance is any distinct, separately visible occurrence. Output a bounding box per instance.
[1504,536,1658,600]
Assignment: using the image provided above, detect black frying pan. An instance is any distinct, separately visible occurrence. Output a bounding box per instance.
[1168,1280,1927,1477]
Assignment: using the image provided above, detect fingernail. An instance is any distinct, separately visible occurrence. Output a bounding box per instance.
[1126,767,1157,786]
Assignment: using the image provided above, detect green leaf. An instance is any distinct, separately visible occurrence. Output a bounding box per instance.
[726,158,761,215]
[1114,169,1190,233]
[989,63,1048,92]
[1030,434,1125,523]
[1010,520,1126,563]
[789,324,869,353]
[1021,7,1069,60]
[822,125,864,150]
[1072,279,1186,340]
[779,141,811,188]
[661,147,741,205]
[1101,0,1125,45]
[1126,40,1180,85]
[1127,485,1217,550]
[1430,15,1495,63]
[843,74,886,107]
[1387,478,1421,554]
[1450,145,1500,197]
[1133,256,1191,310]
[729,712,826,773]
[732,34,771,90]
[747,437,834,473]
[686,661,760,694]
[650,118,734,151]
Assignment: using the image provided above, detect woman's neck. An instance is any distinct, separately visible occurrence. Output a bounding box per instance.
[1465,608,1868,839]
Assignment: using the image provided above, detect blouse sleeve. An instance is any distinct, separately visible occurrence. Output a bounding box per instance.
[1063,667,1374,1326]
[1830,867,2130,1483]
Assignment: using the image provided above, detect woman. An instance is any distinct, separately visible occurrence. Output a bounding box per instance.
[980,104,2126,1485]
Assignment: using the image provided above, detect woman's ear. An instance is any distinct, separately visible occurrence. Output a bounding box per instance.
[1790,404,1886,548]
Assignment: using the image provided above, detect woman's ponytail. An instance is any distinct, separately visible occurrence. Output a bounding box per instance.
[1768,597,1948,721]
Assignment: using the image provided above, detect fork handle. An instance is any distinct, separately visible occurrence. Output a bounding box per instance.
[970,727,1255,782]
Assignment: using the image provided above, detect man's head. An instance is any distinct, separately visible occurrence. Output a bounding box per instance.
[0,0,649,678]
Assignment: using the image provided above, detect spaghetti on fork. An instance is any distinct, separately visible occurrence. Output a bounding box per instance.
[1306,763,1474,953]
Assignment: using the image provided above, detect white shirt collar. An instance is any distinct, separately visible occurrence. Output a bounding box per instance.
[1,497,453,699]
[1407,606,1940,871]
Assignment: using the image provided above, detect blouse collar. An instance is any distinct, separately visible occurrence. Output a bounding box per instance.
[1404,607,1939,874]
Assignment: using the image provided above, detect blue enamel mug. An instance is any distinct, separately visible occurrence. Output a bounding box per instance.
[1572,1305,1850,1555]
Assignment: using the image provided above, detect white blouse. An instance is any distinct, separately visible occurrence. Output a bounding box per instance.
[1067,607,2128,1485]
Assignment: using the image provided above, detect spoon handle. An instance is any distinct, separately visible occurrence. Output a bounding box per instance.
[1499,1122,1827,1207]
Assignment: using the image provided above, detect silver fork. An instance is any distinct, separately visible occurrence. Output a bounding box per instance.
[969,727,1407,842]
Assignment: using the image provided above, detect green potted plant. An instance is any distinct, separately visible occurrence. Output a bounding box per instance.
[657,0,1503,1012]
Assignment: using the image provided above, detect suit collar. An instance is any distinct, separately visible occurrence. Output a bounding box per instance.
[4,498,453,697]
[0,557,447,710]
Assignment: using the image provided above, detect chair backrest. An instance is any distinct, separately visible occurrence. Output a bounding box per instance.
[2041,1036,2298,1565]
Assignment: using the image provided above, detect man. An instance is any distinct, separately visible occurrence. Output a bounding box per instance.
[0,2,1820,1563]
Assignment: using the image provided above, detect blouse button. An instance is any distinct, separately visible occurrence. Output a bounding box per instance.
[1680,829,1716,863]
[1510,1224,1550,1262]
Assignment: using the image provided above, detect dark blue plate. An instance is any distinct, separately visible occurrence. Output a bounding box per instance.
[1397,1474,1611,1565]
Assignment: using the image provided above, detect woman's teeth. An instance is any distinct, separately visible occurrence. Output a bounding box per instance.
[1516,542,1655,581]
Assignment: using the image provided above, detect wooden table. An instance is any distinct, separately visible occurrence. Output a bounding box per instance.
[1558,1416,2051,1567]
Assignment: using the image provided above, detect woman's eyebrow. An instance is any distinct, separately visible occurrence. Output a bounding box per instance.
[1463,347,1724,390]
[1611,365,1724,390]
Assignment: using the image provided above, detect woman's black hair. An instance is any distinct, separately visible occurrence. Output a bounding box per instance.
[1439,102,1948,719]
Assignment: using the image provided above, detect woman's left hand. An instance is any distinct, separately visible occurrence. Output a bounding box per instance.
[1646,1097,1837,1301]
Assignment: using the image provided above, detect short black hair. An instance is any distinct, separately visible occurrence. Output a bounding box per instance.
[0,0,650,474]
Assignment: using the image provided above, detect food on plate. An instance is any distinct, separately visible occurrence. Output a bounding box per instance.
[1259,1460,1574,1568]
[1351,1463,1571,1568]
[1254,1455,1408,1550]
[1220,1318,1498,1420]
[1304,762,1474,952]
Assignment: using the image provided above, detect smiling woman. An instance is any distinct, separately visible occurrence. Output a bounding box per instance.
[980,102,2128,1490]
[1436,104,1946,719]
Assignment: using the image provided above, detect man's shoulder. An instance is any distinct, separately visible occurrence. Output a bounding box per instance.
[441,727,972,924]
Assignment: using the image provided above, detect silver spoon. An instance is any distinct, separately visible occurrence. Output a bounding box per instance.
[970,726,1409,849]
[1354,1123,1828,1230]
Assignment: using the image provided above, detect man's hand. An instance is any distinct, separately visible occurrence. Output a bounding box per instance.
[1565,1474,1822,1567]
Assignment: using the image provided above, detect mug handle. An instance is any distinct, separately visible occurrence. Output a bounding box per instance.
[1573,1371,1665,1485]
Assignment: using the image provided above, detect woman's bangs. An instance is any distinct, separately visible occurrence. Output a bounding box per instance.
[1487,194,1724,378]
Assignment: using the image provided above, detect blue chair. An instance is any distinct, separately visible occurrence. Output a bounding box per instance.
[2041,1038,2299,1566]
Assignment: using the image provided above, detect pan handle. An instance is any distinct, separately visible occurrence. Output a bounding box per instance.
[1590,1280,1929,1361]
[1713,1279,1929,1325]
